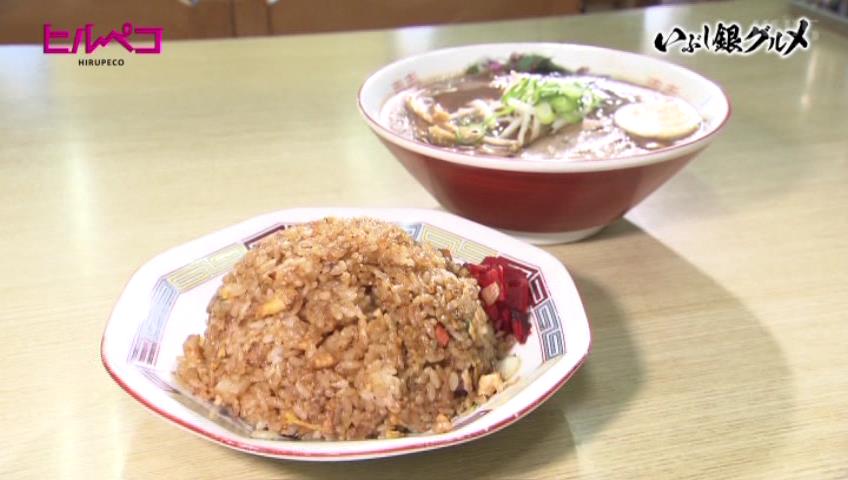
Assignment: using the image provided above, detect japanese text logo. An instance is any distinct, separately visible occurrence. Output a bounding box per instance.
[43,22,163,55]
[654,18,811,57]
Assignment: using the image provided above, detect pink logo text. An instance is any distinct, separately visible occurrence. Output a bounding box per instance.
[43,23,163,54]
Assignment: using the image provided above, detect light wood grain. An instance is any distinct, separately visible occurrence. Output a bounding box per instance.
[1,0,846,478]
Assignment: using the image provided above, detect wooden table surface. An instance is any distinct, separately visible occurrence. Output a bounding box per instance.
[2,0,846,478]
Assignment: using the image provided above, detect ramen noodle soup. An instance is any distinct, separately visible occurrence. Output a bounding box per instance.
[381,53,704,161]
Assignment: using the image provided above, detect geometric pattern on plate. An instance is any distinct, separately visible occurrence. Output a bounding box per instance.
[102,207,592,460]
[121,219,568,439]
[128,221,566,368]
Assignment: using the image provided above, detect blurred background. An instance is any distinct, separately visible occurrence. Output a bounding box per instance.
[0,0,723,43]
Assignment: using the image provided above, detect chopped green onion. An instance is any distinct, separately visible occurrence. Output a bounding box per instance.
[479,75,602,141]
[534,102,556,125]
[550,95,577,114]
[501,77,596,115]
[561,111,583,124]
[560,83,587,99]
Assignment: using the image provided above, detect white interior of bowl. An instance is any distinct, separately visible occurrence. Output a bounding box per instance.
[358,43,730,173]
[102,208,591,460]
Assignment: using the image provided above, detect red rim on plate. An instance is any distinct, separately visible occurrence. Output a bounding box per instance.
[100,208,591,460]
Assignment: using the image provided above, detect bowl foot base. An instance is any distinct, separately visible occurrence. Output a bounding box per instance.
[500,225,606,245]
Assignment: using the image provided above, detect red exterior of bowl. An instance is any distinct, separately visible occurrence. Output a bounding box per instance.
[358,44,730,238]
[382,139,701,232]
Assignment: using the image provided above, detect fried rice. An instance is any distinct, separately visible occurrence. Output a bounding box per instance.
[175,217,508,440]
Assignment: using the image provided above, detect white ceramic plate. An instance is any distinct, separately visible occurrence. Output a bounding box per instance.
[101,208,591,461]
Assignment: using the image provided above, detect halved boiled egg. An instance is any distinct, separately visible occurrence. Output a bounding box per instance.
[614,98,702,141]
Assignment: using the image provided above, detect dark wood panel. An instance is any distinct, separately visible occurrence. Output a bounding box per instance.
[269,0,581,34]
[0,0,582,44]
[0,0,234,44]
[233,0,270,36]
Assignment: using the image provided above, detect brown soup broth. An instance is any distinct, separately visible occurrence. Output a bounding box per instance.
[381,71,704,161]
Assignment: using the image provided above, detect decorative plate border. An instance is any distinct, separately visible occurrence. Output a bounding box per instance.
[126,221,566,371]
[101,208,590,460]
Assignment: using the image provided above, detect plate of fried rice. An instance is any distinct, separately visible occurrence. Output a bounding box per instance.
[101,208,590,460]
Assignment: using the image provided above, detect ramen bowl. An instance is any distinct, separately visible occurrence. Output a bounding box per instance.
[357,43,731,244]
